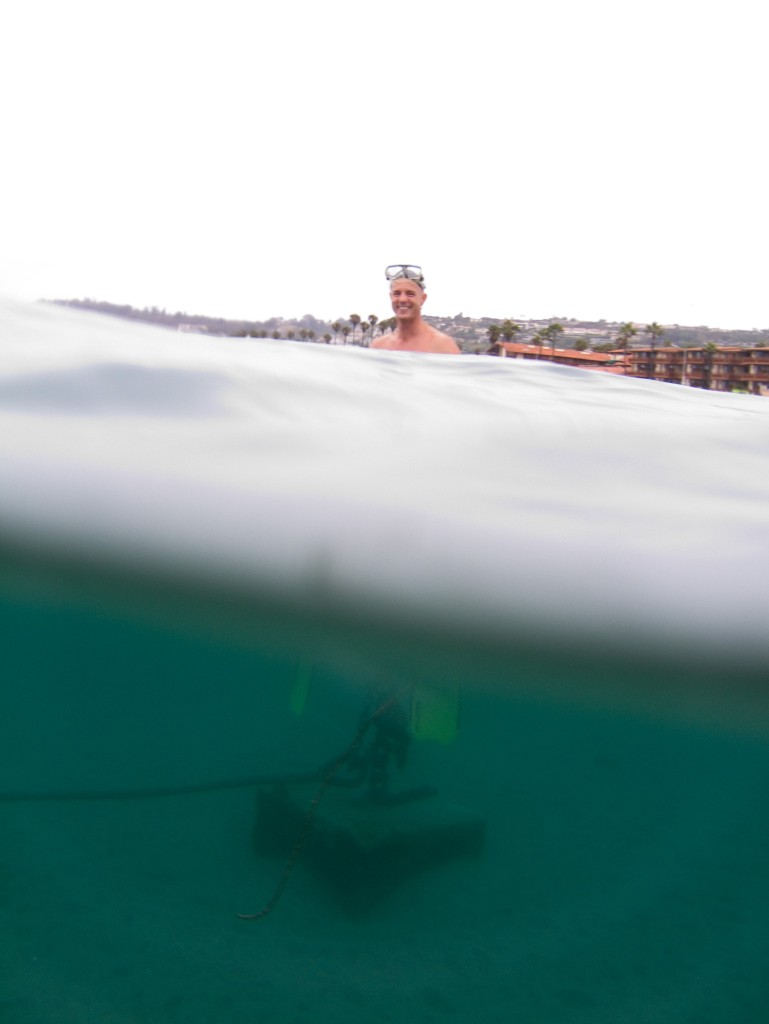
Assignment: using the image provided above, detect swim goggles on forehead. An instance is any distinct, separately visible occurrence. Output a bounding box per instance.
[385,264,425,287]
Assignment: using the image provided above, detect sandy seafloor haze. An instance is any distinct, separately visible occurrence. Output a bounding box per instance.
[2,298,769,1023]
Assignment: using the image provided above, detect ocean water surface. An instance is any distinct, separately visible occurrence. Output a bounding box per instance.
[2,298,769,1022]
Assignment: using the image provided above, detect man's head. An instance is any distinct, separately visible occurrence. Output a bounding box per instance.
[386,264,427,320]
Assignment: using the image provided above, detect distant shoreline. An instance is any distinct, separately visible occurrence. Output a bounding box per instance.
[46,298,769,354]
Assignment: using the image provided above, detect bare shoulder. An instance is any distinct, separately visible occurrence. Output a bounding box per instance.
[371,335,396,350]
[430,328,461,354]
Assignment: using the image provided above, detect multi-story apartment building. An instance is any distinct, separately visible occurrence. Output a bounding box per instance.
[615,347,769,396]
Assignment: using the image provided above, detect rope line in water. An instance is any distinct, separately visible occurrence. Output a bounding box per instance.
[0,772,322,803]
[1,687,411,922]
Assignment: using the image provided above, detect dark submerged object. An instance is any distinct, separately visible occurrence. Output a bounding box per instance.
[254,783,485,917]
[249,688,485,917]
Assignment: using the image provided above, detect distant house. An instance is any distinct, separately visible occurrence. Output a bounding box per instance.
[177,323,209,334]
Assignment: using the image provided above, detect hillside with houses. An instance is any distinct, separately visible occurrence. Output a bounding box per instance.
[49,298,769,352]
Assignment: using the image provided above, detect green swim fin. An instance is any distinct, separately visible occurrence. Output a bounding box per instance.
[409,680,460,744]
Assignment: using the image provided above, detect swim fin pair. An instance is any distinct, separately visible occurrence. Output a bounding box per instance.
[289,660,459,744]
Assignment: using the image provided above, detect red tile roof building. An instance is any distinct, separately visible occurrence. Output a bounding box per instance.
[493,342,623,373]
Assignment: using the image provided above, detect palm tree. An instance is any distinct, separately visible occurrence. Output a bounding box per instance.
[500,320,520,344]
[349,314,361,344]
[532,328,547,358]
[544,322,564,353]
[644,323,663,379]
[331,321,342,344]
[360,322,370,346]
[341,325,351,344]
[645,322,664,352]
[322,333,332,344]
[368,314,378,337]
[615,322,637,373]
[615,322,637,350]
[487,323,501,347]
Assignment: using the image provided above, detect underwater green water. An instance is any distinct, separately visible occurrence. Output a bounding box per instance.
[2,577,769,1024]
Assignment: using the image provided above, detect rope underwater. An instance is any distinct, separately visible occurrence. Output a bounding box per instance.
[1,686,413,921]
[0,772,323,803]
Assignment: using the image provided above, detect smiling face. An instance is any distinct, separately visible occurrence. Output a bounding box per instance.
[389,277,426,322]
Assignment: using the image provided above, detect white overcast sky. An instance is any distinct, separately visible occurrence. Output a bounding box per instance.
[2,0,766,330]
